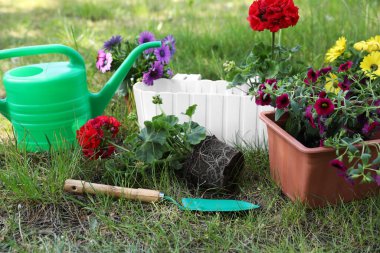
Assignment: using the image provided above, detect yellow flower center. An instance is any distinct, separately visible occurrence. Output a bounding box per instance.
[371,64,378,71]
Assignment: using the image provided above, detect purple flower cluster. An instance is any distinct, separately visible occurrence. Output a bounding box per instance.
[138,32,176,85]
[96,32,176,86]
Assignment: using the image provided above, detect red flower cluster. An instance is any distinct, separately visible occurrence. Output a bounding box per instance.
[76,116,121,159]
[247,0,299,33]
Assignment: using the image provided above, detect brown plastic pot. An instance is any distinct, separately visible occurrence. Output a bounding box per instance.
[259,111,380,208]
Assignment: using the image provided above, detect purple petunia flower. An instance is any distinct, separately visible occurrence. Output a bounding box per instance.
[338,61,353,72]
[103,35,122,51]
[318,91,327,98]
[330,159,355,185]
[362,122,380,135]
[138,31,156,54]
[318,117,326,135]
[306,68,319,83]
[142,61,164,86]
[319,66,332,75]
[375,175,380,186]
[154,45,171,64]
[314,98,335,116]
[275,94,290,109]
[162,34,176,56]
[96,50,112,73]
[305,105,316,128]
[255,91,271,106]
[338,76,352,91]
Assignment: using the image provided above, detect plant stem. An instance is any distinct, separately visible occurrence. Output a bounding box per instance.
[272,32,275,59]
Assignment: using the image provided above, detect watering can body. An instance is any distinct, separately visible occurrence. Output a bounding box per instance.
[0,42,161,151]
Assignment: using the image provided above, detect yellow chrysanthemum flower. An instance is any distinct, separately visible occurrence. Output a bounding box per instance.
[354,41,368,51]
[324,73,341,94]
[360,51,380,79]
[325,37,346,63]
[354,35,380,52]
[366,35,380,52]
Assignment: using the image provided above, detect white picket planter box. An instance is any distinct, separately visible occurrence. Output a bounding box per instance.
[133,74,274,146]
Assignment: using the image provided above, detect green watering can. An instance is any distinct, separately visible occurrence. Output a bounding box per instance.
[0,41,161,151]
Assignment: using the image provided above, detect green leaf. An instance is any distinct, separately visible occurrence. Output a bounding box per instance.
[275,109,285,121]
[372,156,380,165]
[361,153,372,165]
[232,73,247,86]
[186,122,206,145]
[140,121,168,145]
[348,144,358,153]
[185,104,197,118]
[136,142,166,163]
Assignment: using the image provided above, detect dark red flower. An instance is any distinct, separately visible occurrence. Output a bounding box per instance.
[338,76,352,91]
[308,68,319,82]
[304,105,316,128]
[314,98,335,116]
[319,66,332,75]
[330,159,346,171]
[255,91,271,106]
[338,61,353,72]
[76,115,121,159]
[247,0,299,33]
[275,93,290,109]
[318,91,327,98]
[362,122,380,135]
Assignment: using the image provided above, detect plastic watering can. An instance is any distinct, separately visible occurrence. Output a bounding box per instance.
[0,41,161,151]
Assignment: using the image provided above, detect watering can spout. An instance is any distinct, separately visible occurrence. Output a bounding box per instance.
[90,41,161,116]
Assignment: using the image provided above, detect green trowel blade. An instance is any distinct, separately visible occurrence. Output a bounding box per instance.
[181,198,260,212]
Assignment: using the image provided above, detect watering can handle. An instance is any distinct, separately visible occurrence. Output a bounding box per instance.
[0,44,85,67]
[0,44,85,118]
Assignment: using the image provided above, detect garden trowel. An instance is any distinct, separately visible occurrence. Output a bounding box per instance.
[64,179,259,212]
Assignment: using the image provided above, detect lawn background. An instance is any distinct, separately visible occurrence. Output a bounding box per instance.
[0,0,379,252]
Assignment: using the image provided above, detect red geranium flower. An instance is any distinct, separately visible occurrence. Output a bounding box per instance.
[314,98,335,116]
[247,0,299,33]
[76,115,121,159]
[275,93,290,109]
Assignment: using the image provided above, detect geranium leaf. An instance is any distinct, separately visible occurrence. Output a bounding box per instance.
[140,121,167,145]
[187,122,206,145]
[136,142,166,163]
[185,104,197,118]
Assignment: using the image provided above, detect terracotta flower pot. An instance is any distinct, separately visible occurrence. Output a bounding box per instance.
[259,111,380,208]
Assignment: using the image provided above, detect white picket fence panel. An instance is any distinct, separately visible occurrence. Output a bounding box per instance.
[133,74,273,146]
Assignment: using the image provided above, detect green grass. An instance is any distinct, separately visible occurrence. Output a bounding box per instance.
[0,0,379,252]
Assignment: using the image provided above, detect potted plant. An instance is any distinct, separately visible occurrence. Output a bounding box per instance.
[95,32,176,111]
[257,35,380,207]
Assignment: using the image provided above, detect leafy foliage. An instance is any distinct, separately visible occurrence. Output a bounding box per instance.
[224,43,303,92]
[134,97,206,170]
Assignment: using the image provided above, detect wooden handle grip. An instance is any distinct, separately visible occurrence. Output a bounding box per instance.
[64,179,162,203]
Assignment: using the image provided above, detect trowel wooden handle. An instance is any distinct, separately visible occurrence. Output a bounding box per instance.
[64,179,162,203]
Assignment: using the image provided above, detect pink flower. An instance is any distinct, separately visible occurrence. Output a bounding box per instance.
[96,50,113,73]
